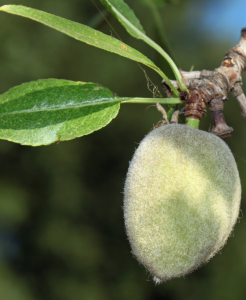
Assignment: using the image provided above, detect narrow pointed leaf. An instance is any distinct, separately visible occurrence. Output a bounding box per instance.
[100,0,188,93]
[100,0,145,35]
[0,5,178,95]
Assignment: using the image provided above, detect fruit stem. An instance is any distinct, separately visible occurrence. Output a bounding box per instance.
[185,117,200,129]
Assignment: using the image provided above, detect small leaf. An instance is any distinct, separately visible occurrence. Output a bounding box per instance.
[0,79,120,146]
[100,0,145,35]
[100,0,148,43]
[0,5,178,95]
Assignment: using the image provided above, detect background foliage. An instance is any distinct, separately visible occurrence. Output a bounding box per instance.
[0,0,246,299]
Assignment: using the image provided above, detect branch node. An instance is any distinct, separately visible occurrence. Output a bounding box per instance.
[209,98,233,138]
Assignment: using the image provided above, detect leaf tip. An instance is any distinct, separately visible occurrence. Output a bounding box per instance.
[0,4,15,12]
[0,5,7,11]
[0,4,22,13]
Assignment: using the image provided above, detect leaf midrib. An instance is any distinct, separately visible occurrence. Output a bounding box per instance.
[0,97,120,116]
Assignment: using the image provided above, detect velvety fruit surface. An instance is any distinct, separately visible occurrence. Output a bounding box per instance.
[124,124,241,283]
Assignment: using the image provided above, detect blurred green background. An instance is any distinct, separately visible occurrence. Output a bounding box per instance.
[0,0,246,299]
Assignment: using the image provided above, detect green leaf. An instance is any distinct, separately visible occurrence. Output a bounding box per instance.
[99,0,187,93]
[0,5,178,96]
[100,0,145,35]
[0,79,182,146]
[140,0,178,6]
[0,79,120,146]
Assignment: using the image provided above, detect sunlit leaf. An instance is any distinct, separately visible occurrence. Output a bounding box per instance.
[0,5,178,94]
[0,79,182,146]
[0,79,120,146]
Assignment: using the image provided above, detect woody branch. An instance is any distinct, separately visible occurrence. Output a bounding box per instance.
[162,28,246,138]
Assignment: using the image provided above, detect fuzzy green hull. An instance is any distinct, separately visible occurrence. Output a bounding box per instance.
[124,124,241,283]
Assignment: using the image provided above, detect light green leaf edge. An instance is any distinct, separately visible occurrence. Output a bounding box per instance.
[0,79,181,146]
[0,5,179,96]
[100,0,188,93]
